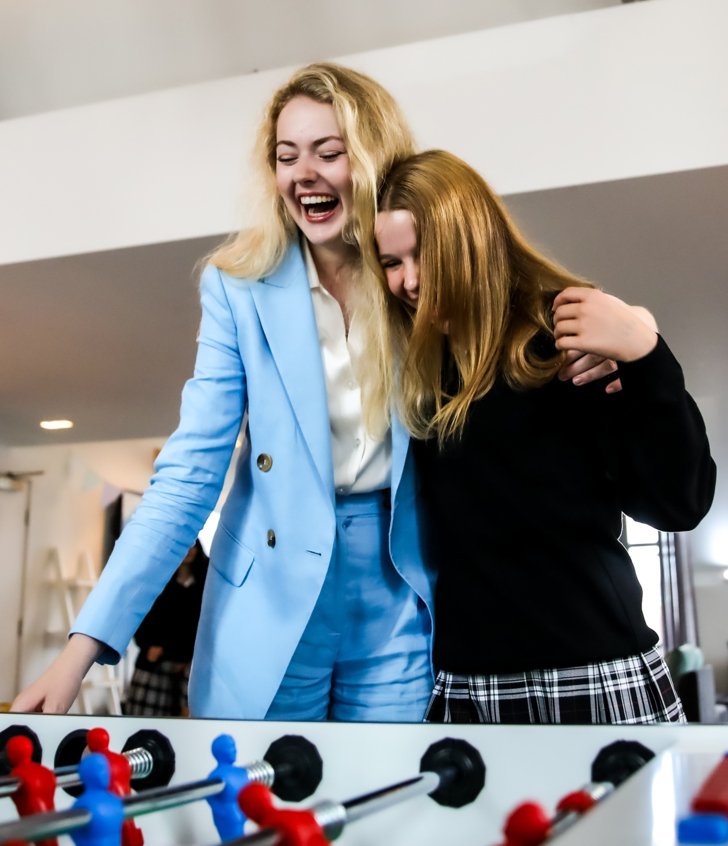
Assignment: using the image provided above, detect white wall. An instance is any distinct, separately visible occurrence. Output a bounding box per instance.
[3,435,238,708]
[4,438,162,703]
[1,0,726,264]
[0,459,26,704]
[693,566,728,693]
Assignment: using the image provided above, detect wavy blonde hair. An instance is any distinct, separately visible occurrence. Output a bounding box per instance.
[207,64,416,434]
[376,150,594,445]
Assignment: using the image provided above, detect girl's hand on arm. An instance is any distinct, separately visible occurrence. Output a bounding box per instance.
[146,646,164,663]
[11,633,104,714]
[558,349,619,389]
[558,302,659,393]
[554,288,658,375]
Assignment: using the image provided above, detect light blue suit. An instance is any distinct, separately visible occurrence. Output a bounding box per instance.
[72,242,435,719]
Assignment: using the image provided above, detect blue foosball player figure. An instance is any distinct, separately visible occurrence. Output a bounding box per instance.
[205,735,250,841]
[70,754,124,846]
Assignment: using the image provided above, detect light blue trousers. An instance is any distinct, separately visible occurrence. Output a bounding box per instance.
[266,489,433,722]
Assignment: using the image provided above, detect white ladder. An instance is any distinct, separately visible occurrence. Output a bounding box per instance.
[44,548,125,715]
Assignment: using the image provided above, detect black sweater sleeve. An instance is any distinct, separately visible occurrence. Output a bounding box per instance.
[132,591,166,651]
[603,334,716,530]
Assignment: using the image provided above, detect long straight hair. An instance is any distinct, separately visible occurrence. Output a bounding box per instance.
[377,150,594,445]
[207,63,417,435]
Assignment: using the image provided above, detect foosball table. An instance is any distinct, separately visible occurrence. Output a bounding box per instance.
[1,715,727,845]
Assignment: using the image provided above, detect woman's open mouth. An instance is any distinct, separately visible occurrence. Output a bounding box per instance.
[299,194,340,223]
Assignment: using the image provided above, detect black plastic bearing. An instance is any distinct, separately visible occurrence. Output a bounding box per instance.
[419,737,486,808]
[264,734,323,802]
[0,724,43,776]
[53,728,89,796]
[591,739,655,787]
[121,729,176,791]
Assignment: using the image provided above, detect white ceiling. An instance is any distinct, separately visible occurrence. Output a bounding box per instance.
[5,0,724,451]
[0,0,620,120]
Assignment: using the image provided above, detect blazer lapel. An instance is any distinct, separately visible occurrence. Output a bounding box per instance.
[390,410,411,503]
[250,243,334,500]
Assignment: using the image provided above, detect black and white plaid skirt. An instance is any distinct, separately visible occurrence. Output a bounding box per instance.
[425,647,686,724]
[123,661,190,718]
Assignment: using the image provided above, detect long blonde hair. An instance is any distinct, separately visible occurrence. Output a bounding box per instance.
[377,150,594,445]
[208,63,416,434]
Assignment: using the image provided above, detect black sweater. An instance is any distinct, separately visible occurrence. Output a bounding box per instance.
[133,558,208,667]
[413,336,716,674]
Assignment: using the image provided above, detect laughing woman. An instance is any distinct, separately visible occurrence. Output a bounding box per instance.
[13,64,435,721]
[374,150,716,724]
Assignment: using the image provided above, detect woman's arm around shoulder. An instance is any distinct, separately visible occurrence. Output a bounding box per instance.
[554,287,715,530]
[555,289,659,392]
[553,287,658,364]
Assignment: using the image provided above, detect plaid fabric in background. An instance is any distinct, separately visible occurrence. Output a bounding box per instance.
[426,647,686,724]
[123,661,190,717]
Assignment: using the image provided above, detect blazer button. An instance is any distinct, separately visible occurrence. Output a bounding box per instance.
[257,453,273,472]
[267,529,276,548]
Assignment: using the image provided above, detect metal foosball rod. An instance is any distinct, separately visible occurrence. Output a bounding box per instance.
[0,734,322,845]
[0,727,175,799]
[224,737,487,846]
[494,739,655,846]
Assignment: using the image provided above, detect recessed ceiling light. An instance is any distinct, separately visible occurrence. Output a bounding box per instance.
[40,419,74,430]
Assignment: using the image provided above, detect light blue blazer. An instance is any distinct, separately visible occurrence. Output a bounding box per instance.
[72,242,435,719]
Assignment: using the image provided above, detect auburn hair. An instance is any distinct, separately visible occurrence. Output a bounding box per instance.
[377,150,594,444]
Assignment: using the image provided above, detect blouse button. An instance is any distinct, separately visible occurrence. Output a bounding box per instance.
[267,529,276,548]
[257,453,273,472]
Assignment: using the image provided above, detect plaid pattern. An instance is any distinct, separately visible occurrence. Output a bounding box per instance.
[123,661,190,717]
[426,647,686,725]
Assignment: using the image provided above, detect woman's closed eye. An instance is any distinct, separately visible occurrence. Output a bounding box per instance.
[380,258,402,270]
[319,151,345,162]
[277,151,344,165]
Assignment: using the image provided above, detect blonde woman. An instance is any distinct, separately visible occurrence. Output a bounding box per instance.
[14,64,435,722]
[375,150,716,724]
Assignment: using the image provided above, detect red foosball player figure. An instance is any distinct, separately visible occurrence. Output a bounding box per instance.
[495,786,611,846]
[86,728,144,846]
[6,734,58,846]
[238,782,330,846]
